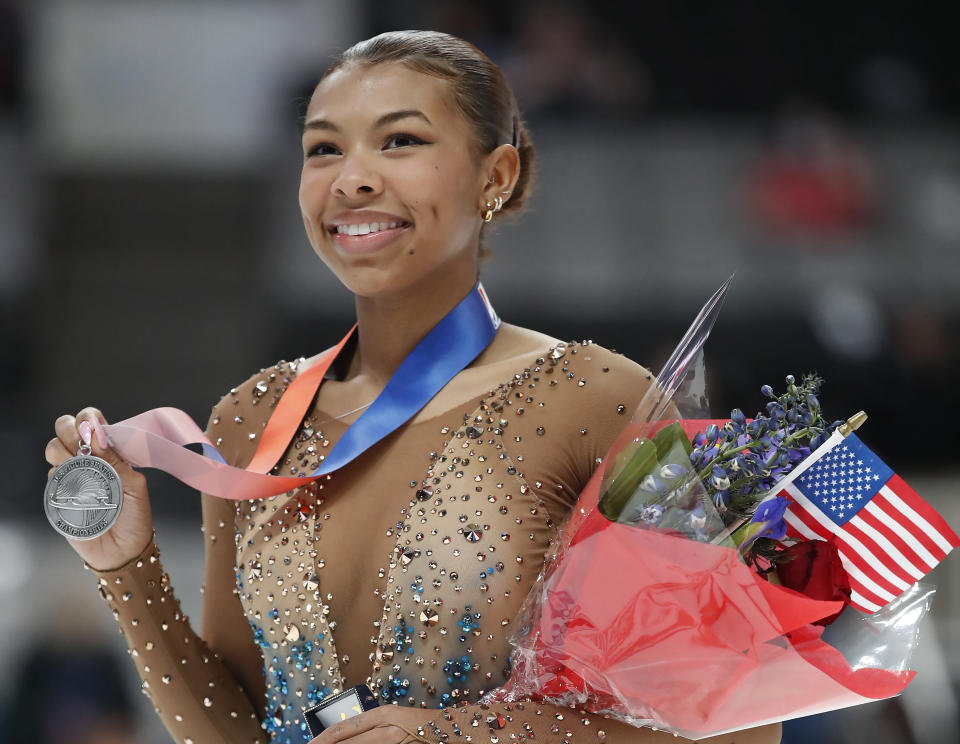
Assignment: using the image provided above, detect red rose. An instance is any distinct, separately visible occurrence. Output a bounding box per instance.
[777,536,852,626]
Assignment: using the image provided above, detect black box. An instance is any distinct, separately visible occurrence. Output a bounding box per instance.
[303,684,379,738]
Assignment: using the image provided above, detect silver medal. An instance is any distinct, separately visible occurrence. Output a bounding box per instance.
[45,439,122,540]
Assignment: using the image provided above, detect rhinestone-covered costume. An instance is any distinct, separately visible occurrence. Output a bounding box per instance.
[94,340,695,743]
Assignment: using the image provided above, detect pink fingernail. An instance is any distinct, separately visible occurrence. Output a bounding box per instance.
[78,420,93,446]
[91,418,109,449]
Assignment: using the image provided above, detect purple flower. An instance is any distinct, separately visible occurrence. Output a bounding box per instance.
[688,504,707,530]
[749,495,790,540]
[638,474,667,494]
[638,504,664,524]
[764,519,787,541]
[713,489,730,510]
[660,463,688,479]
[769,466,789,482]
[711,465,731,490]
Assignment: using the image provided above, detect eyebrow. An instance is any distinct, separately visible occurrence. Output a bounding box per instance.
[303,109,433,133]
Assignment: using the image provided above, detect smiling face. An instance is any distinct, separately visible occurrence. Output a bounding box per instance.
[299,62,490,299]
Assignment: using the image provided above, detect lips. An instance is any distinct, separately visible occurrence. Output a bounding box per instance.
[332,220,406,236]
[326,211,411,256]
[327,210,409,232]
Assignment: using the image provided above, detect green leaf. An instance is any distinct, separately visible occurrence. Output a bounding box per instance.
[599,438,658,522]
[652,421,693,459]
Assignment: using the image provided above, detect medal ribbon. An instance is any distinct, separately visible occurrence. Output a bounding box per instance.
[101,282,500,500]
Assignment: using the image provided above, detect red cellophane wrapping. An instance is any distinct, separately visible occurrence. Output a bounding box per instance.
[487,422,920,739]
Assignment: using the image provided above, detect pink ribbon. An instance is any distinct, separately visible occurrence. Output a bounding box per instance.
[101,408,317,500]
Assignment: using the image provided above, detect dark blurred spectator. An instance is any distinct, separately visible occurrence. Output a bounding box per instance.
[370,0,650,119]
[501,0,651,119]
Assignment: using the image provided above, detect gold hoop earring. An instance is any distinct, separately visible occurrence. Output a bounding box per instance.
[482,200,494,222]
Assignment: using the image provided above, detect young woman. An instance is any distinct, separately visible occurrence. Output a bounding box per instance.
[45,31,781,744]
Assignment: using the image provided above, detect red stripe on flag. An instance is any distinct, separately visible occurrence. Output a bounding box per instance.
[842,520,920,587]
[783,498,832,540]
[834,538,904,599]
[783,493,906,599]
[835,546,897,612]
[857,502,936,573]
[784,521,805,542]
[871,491,947,561]
[782,507,893,612]
[885,475,959,555]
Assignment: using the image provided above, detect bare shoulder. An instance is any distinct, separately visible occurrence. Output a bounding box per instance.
[484,324,651,381]
[541,338,656,410]
[471,323,563,367]
[467,324,654,396]
[567,338,654,380]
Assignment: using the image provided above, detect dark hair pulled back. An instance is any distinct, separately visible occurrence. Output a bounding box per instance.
[323,30,535,221]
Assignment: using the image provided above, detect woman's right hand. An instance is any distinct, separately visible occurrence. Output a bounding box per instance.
[45,407,154,571]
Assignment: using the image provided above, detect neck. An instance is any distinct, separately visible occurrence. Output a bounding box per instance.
[350,263,479,386]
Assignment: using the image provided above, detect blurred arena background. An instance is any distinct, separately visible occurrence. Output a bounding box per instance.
[1,1,958,742]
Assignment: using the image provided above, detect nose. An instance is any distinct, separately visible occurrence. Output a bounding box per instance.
[330,150,383,200]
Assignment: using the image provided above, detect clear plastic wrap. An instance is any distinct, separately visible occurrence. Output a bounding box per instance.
[486,280,936,739]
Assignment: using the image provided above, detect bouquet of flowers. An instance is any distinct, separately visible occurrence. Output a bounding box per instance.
[487,280,958,739]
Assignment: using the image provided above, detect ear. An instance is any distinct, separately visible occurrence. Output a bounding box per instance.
[479,144,521,211]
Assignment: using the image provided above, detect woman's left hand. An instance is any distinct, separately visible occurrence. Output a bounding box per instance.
[309,705,432,743]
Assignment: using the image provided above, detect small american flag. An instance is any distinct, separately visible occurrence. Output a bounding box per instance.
[779,430,959,613]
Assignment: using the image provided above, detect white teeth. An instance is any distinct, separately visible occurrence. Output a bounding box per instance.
[335,221,402,235]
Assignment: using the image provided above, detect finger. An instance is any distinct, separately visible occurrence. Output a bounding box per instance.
[313,709,383,743]
[54,414,80,455]
[45,436,73,467]
[75,407,108,449]
[366,724,412,744]
[312,725,409,744]
[74,407,131,471]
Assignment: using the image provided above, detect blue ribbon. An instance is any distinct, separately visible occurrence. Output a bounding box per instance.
[313,282,499,475]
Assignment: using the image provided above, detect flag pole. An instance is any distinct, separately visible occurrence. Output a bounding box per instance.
[838,411,868,437]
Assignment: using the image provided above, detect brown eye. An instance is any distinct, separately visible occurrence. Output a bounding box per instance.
[306,142,340,157]
[383,133,427,150]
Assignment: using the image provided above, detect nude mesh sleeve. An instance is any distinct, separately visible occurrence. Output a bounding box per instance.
[92,537,266,744]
